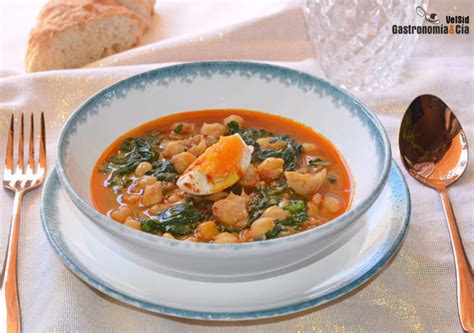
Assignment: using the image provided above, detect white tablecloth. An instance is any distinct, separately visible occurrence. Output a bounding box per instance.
[0,1,473,332]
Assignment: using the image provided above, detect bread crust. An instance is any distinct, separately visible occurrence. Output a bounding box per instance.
[25,0,146,72]
[113,0,155,28]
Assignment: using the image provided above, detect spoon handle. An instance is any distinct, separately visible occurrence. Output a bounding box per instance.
[439,188,474,332]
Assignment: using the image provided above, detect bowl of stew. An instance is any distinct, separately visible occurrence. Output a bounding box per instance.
[56,61,391,281]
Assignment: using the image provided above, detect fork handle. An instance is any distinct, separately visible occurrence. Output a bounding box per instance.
[0,191,23,333]
[439,188,474,332]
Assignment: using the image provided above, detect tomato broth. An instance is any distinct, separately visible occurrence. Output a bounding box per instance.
[91,109,353,243]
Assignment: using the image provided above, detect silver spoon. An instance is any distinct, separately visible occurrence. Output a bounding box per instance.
[399,94,473,331]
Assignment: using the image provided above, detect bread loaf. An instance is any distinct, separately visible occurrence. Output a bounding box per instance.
[113,0,155,29]
[25,0,156,72]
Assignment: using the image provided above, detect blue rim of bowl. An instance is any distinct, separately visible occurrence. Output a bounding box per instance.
[41,161,409,320]
[55,61,392,250]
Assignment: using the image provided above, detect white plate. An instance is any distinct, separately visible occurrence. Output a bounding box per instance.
[41,162,410,320]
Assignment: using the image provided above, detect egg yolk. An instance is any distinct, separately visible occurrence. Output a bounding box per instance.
[190,135,245,184]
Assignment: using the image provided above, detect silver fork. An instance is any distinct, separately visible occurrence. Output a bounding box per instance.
[1,113,46,333]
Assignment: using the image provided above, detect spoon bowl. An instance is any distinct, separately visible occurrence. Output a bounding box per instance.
[399,94,473,331]
[399,94,468,188]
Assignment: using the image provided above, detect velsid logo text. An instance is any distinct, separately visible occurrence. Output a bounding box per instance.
[393,6,469,35]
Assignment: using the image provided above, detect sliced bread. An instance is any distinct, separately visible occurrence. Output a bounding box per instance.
[25,1,144,72]
[112,0,155,29]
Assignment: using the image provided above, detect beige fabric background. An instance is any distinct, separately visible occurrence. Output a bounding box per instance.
[0,0,473,332]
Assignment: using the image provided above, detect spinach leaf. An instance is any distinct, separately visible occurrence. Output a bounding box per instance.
[102,136,165,190]
[281,200,308,227]
[154,173,178,182]
[247,180,298,222]
[258,135,302,171]
[109,155,130,165]
[308,158,329,167]
[173,123,184,134]
[240,128,273,147]
[119,138,135,152]
[241,129,273,163]
[110,177,131,192]
[114,161,141,176]
[151,160,178,182]
[226,121,241,135]
[225,123,300,170]
[265,223,283,239]
[327,175,337,184]
[140,198,206,236]
[107,137,160,176]
[267,179,288,195]
[225,123,272,162]
[192,198,214,218]
[140,219,162,234]
[226,121,272,140]
[248,185,280,222]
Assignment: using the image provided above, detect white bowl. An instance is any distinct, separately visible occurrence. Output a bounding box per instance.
[56,61,391,281]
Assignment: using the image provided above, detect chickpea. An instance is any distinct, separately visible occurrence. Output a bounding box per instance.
[135,161,152,177]
[148,203,170,215]
[162,141,185,158]
[311,193,323,205]
[240,229,252,242]
[223,115,244,128]
[250,217,275,240]
[214,232,239,244]
[262,205,288,221]
[307,201,320,218]
[256,137,286,151]
[203,134,218,146]
[302,143,318,153]
[200,123,226,138]
[162,233,175,240]
[110,206,133,223]
[185,236,198,242]
[137,175,157,188]
[124,216,141,230]
[257,157,284,181]
[285,169,326,197]
[171,122,194,134]
[188,139,207,157]
[142,182,163,207]
[322,196,342,213]
[196,221,219,241]
[171,152,196,174]
[184,135,202,145]
[166,192,185,204]
[121,193,141,205]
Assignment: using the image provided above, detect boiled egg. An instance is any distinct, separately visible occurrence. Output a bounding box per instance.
[177,134,253,195]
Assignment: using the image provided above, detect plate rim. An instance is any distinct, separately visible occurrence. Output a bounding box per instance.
[41,161,410,321]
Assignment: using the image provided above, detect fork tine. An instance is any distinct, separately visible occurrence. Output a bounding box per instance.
[5,114,14,171]
[39,112,46,170]
[28,113,35,172]
[17,113,24,173]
